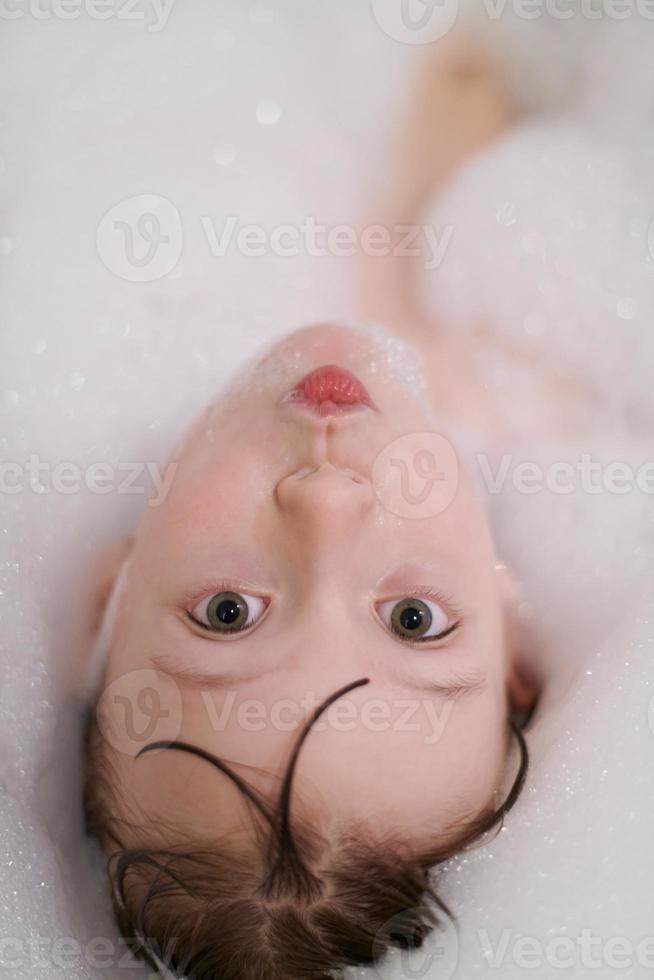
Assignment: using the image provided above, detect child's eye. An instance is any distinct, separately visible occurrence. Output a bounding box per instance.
[376,596,458,643]
[189,591,268,634]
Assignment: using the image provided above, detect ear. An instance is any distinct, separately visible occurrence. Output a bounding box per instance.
[507,657,541,720]
[90,537,133,633]
[496,562,542,719]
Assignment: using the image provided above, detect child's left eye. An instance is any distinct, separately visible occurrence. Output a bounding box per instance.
[189,591,268,634]
[376,596,457,642]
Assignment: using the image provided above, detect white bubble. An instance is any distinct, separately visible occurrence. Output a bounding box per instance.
[496,202,517,227]
[0,237,14,256]
[70,372,86,390]
[617,297,638,320]
[646,219,654,260]
[648,691,654,736]
[256,100,282,126]
[212,140,236,166]
[4,390,19,407]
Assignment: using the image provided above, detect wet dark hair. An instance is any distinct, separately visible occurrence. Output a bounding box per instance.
[84,678,529,980]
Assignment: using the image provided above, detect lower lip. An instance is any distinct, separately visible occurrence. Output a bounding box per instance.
[283,365,376,415]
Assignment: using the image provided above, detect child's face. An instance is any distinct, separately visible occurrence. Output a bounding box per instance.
[97,323,519,850]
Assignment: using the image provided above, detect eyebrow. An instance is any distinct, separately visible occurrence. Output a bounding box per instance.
[149,655,488,700]
[150,654,266,687]
[427,669,488,700]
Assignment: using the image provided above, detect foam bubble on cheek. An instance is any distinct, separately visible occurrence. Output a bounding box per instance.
[357,320,431,409]
[233,342,314,400]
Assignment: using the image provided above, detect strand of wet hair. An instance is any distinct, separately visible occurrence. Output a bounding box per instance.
[136,740,275,826]
[260,677,371,901]
[109,683,530,977]
[134,679,371,904]
[502,717,529,815]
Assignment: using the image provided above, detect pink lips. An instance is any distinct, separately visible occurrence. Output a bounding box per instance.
[283,365,376,416]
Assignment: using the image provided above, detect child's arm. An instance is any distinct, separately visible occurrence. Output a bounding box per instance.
[356,37,517,342]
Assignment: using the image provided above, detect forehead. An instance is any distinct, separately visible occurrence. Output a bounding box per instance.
[100,671,507,846]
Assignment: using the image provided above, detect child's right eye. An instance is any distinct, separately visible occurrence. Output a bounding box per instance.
[189,591,269,635]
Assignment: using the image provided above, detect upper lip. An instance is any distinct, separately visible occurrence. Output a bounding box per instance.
[281,365,377,417]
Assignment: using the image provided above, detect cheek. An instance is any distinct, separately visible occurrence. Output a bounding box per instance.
[187,461,267,524]
[385,455,493,552]
[443,486,494,550]
[140,450,271,551]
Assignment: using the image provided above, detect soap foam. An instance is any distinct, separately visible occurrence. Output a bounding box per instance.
[2,4,654,979]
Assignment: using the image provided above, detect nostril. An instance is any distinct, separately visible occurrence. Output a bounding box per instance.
[275,463,374,521]
[287,464,364,483]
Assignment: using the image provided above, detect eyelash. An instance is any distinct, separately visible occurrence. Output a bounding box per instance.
[373,585,463,645]
[392,622,461,646]
[182,580,247,604]
[386,585,461,617]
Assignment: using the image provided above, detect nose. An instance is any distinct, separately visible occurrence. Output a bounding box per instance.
[275,462,375,538]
